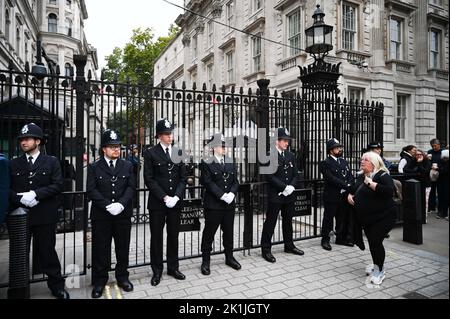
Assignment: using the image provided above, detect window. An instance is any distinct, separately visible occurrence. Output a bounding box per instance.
[252,35,262,72]
[342,2,357,51]
[5,8,11,42]
[207,63,214,89]
[66,18,72,36]
[287,9,301,57]
[192,35,198,59]
[429,0,443,6]
[16,27,20,55]
[226,51,235,83]
[396,94,408,139]
[253,0,263,12]
[48,13,58,32]
[389,18,403,60]
[65,63,72,76]
[348,87,365,102]
[49,0,57,4]
[207,20,214,48]
[226,1,235,26]
[429,30,440,69]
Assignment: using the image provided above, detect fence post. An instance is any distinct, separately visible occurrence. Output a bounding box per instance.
[73,55,88,196]
[256,79,270,182]
[7,209,30,299]
[242,184,253,251]
[403,179,423,245]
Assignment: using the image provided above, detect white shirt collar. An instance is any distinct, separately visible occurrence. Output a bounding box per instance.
[104,155,118,167]
[276,147,285,155]
[330,155,339,161]
[215,154,225,163]
[27,151,40,164]
[160,143,172,155]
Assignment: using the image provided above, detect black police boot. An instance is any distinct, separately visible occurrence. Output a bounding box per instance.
[321,238,332,251]
[201,253,211,276]
[225,255,241,270]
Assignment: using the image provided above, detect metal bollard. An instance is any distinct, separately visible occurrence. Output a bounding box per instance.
[7,207,30,299]
[402,179,423,245]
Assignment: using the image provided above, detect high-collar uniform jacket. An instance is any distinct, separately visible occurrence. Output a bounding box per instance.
[266,150,299,204]
[200,156,239,210]
[9,154,63,226]
[87,158,135,221]
[143,144,187,210]
[320,156,354,203]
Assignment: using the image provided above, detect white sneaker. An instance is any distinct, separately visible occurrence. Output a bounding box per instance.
[365,264,374,276]
[370,266,386,285]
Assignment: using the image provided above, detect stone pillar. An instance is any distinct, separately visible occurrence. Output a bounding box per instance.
[415,0,429,75]
[369,0,386,68]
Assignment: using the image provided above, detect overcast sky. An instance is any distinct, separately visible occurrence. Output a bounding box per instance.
[84,0,184,70]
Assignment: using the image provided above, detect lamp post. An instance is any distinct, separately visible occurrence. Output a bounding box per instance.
[299,5,342,179]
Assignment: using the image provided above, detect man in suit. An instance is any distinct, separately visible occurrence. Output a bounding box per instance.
[9,123,69,299]
[87,129,135,298]
[261,128,304,263]
[144,118,187,286]
[200,133,241,276]
[319,138,354,251]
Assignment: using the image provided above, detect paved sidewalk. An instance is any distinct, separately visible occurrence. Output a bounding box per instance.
[2,233,448,299]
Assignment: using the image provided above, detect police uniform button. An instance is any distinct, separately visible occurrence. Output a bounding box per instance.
[123,176,125,178]
[112,184,115,187]
[29,181,33,184]
[29,172,32,175]
[17,173,20,176]
[112,199,115,202]
[225,186,228,189]
[169,172,172,174]
[100,176,103,179]
[43,173,46,175]
[170,187,173,190]
[169,179,172,182]
[112,191,115,194]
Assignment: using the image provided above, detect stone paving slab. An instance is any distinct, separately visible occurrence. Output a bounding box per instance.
[1,236,448,299]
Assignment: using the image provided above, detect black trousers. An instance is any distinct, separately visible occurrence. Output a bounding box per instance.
[428,182,437,212]
[321,200,353,242]
[149,208,180,274]
[363,210,396,271]
[261,202,295,252]
[201,209,235,257]
[91,218,131,286]
[28,223,65,292]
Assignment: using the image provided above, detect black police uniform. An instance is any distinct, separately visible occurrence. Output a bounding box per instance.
[200,135,240,272]
[320,139,354,249]
[86,130,135,291]
[261,128,303,257]
[143,119,187,280]
[8,124,67,297]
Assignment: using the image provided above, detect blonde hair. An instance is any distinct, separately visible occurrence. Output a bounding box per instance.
[362,152,389,175]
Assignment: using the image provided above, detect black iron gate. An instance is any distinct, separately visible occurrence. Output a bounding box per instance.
[0,58,383,288]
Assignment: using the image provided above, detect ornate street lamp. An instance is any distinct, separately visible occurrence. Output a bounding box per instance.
[305,5,333,61]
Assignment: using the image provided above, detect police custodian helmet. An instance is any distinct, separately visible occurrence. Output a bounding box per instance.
[208,133,226,148]
[276,127,292,140]
[101,129,122,147]
[18,123,46,145]
[367,141,383,150]
[326,138,343,152]
[155,118,175,138]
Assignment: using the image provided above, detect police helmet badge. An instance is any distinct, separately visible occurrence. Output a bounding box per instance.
[110,131,118,141]
[285,128,290,136]
[164,120,171,128]
[21,125,29,134]
[333,138,340,144]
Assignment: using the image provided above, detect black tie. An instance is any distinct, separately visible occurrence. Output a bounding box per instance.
[165,148,171,162]
[109,160,114,170]
[281,151,285,158]
[220,158,225,168]
[28,156,33,169]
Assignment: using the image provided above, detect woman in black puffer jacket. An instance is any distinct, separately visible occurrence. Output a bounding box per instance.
[348,152,397,286]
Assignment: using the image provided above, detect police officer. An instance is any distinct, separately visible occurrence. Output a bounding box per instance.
[9,123,69,299]
[367,141,392,170]
[87,130,135,298]
[261,128,304,263]
[320,138,354,251]
[0,152,9,225]
[144,118,187,286]
[200,134,241,276]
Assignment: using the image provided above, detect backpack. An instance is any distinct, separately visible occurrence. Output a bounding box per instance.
[393,179,403,203]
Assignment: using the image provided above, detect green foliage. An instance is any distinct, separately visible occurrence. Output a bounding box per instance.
[103,25,180,84]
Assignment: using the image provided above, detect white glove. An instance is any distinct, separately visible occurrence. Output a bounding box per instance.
[19,191,38,207]
[106,203,124,216]
[285,185,295,196]
[226,193,235,204]
[27,199,40,208]
[220,194,229,203]
[166,196,180,209]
